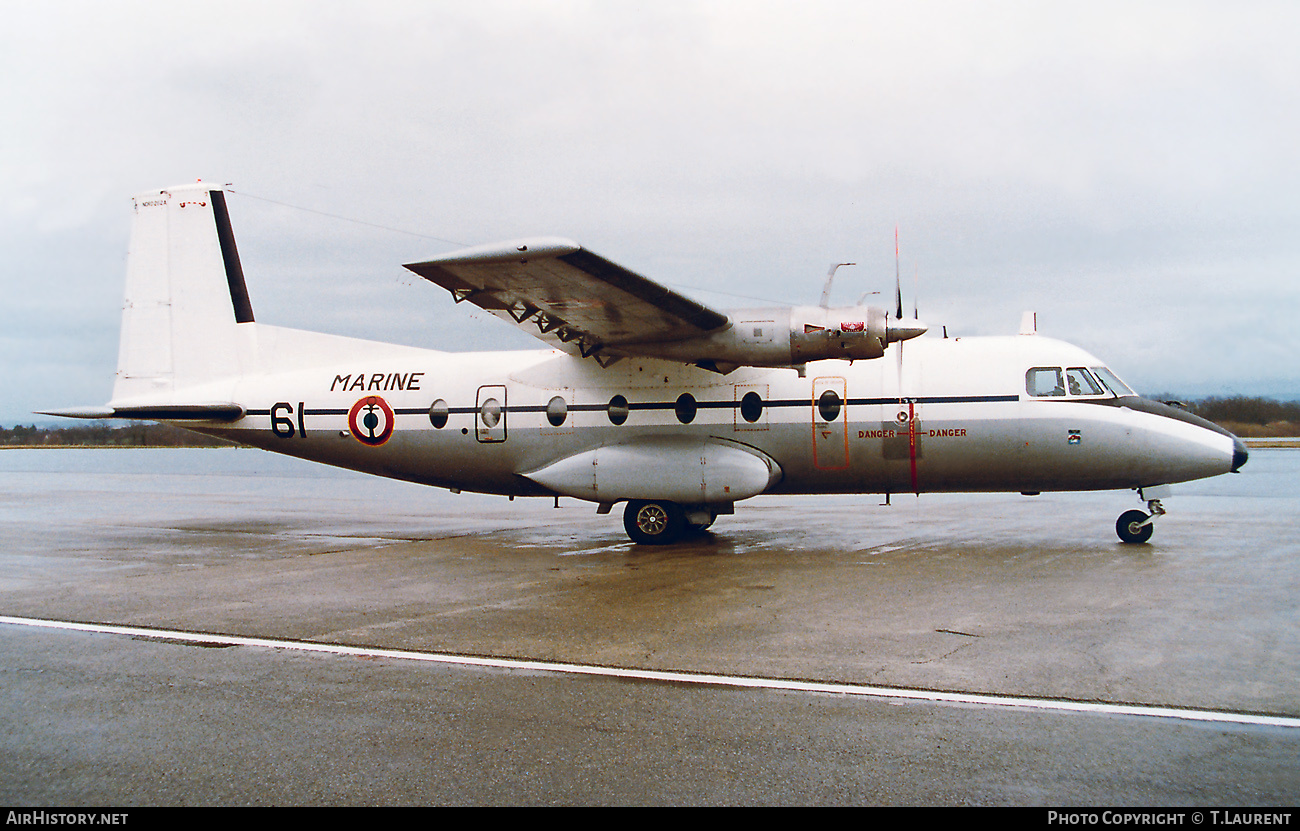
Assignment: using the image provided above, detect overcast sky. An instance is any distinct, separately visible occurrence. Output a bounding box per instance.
[4,0,1298,424]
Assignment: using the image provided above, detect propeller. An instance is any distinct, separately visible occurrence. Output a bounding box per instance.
[889,228,926,496]
[886,228,929,414]
[815,233,923,369]
[884,228,927,345]
[892,228,906,403]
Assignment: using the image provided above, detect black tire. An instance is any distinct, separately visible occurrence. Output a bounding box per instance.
[1116,510,1154,544]
[623,500,685,545]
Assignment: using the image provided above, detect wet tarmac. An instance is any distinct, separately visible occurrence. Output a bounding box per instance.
[1,447,1298,805]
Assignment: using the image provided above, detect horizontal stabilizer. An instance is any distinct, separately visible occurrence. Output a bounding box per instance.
[34,406,117,419]
[37,403,245,422]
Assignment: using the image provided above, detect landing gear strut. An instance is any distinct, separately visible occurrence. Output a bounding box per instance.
[1116,497,1166,544]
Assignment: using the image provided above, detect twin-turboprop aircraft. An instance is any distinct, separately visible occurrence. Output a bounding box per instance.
[45,182,1248,544]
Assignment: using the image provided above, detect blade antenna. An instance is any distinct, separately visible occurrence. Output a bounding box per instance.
[820,263,856,309]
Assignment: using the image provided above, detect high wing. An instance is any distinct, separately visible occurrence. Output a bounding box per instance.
[403,238,730,365]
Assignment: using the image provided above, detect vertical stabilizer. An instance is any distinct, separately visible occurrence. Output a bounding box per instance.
[112,182,255,403]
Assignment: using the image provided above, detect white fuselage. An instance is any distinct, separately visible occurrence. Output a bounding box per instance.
[186,324,1239,502]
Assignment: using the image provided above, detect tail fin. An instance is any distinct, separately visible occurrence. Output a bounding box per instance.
[112,182,255,403]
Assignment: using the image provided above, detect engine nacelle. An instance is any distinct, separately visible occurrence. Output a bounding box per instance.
[788,304,889,363]
[615,304,926,371]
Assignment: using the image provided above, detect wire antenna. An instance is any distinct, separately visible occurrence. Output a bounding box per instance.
[226,188,468,247]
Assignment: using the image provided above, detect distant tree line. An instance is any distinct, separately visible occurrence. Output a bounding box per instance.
[0,422,235,447]
[3,395,1297,445]
[1173,396,1300,438]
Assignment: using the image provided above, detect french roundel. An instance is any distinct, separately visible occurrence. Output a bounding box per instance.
[348,396,395,446]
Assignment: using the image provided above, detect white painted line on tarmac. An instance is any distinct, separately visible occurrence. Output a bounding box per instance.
[4,614,1298,730]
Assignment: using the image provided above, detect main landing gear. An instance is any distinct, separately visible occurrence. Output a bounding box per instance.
[622,500,717,545]
[1116,497,1167,544]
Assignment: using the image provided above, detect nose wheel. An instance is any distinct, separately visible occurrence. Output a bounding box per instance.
[1116,498,1166,544]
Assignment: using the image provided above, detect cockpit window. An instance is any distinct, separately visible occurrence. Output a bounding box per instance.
[1030,366,1132,398]
[1066,367,1105,396]
[1090,366,1135,397]
[1026,367,1065,397]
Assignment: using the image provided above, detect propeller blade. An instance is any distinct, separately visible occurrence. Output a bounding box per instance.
[913,263,919,319]
[886,229,927,342]
[894,227,903,320]
[895,315,907,408]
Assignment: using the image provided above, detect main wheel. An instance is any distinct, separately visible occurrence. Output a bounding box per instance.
[1116,510,1154,544]
[623,500,685,545]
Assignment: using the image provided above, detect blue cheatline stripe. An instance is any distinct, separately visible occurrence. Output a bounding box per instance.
[2,615,1296,729]
[248,394,1020,420]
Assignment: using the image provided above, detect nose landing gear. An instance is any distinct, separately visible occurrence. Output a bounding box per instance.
[1116,497,1166,544]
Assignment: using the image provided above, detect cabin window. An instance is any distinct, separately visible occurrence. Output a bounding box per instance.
[740,391,764,423]
[817,389,842,422]
[607,395,629,426]
[675,393,697,424]
[546,396,568,427]
[1066,367,1105,396]
[479,398,502,428]
[1026,367,1065,397]
[428,399,449,429]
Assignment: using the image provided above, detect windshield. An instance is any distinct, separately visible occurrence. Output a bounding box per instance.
[1090,366,1136,397]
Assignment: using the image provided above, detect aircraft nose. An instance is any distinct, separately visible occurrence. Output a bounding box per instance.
[1232,436,1249,472]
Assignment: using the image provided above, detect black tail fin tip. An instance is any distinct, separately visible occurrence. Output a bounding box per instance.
[210,190,255,324]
